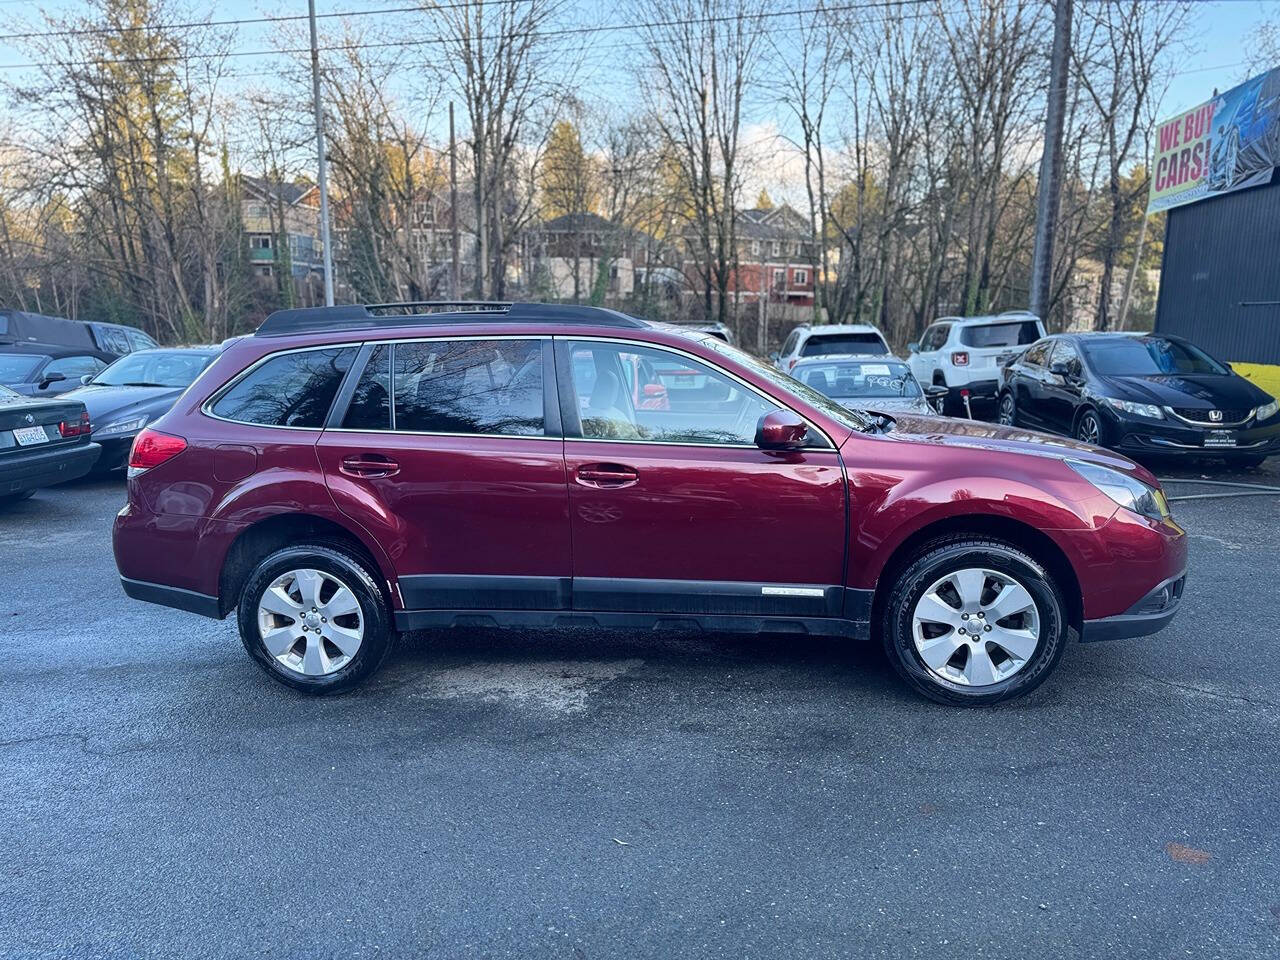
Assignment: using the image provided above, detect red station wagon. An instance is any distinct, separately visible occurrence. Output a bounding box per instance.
[113,303,1188,705]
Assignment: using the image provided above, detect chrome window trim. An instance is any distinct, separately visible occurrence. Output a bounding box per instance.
[1163,406,1255,428]
[201,341,364,429]
[323,427,560,442]
[559,334,836,450]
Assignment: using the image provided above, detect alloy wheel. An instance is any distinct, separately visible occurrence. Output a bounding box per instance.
[1077,412,1100,445]
[911,567,1041,687]
[256,568,364,677]
[998,394,1016,425]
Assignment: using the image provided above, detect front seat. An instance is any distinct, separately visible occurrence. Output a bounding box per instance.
[584,369,640,439]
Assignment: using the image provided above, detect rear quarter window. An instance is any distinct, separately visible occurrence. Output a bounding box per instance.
[210,346,356,427]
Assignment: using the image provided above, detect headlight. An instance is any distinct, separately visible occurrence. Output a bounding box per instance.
[1256,399,1279,421]
[95,415,148,437]
[1067,459,1169,520]
[1101,396,1163,419]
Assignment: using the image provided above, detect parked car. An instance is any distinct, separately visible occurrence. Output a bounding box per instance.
[0,309,157,356]
[113,301,1186,706]
[908,311,1045,415]
[0,384,99,506]
[773,323,891,372]
[791,355,946,415]
[64,347,220,472]
[0,343,116,397]
[996,332,1279,466]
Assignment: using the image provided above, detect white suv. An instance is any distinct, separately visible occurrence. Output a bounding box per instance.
[773,323,891,373]
[907,312,1045,414]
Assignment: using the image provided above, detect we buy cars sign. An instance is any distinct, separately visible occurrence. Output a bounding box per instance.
[1148,64,1280,213]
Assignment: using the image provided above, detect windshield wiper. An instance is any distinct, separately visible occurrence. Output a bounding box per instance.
[118,381,167,387]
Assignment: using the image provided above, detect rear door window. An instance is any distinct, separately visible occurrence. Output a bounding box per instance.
[211,347,356,427]
[960,321,1042,348]
[1021,339,1053,368]
[800,332,888,357]
[392,339,544,436]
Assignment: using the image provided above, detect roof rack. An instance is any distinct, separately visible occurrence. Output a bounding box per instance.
[255,301,648,337]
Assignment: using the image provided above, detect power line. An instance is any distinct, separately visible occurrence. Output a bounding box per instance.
[0,0,936,71]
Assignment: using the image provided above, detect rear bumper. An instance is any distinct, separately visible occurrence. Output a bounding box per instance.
[1079,569,1186,641]
[0,441,100,495]
[120,576,222,619]
[947,379,1001,403]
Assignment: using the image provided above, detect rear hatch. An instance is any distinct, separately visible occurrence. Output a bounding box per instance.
[0,393,91,454]
[956,319,1043,372]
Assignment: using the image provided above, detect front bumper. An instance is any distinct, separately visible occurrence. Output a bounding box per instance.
[1,441,100,495]
[1080,569,1186,641]
[90,435,136,472]
[1107,408,1280,458]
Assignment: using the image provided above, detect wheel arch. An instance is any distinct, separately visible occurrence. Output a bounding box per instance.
[217,512,395,618]
[869,514,1084,639]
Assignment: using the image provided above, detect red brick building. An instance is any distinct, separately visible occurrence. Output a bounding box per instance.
[682,204,818,308]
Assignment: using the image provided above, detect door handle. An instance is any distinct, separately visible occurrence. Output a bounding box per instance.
[575,463,639,488]
[340,454,400,479]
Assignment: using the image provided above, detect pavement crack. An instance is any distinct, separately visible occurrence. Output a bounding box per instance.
[1128,672,1280,711]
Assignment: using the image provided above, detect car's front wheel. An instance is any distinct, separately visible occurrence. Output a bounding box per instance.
[1075,408,1107,447]
[881,537,1068,706]
[237,543,395,694]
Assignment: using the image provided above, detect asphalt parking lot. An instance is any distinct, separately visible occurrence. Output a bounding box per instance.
[2,466,1279,960]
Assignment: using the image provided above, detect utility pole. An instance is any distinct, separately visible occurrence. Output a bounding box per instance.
[309,0,335,306]
[449,101,461,299]
[1028,0,1072,323]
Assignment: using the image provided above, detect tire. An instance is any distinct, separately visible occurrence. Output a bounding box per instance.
[236,542,395,694]
[881,537,1069,706]
[1075,407,1107,447]
[0,489,35,508]
[997,391,1017,426]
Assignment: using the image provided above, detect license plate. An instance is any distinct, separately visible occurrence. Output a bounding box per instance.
[1203,430,1236,447]
[12,425,49,446]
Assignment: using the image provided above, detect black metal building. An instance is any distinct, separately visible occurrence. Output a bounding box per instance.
[1155,174,1280,365]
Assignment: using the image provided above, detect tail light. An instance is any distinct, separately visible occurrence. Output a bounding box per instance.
[951,351,970,366]
[127,428,187,478]
[58,411,91,437]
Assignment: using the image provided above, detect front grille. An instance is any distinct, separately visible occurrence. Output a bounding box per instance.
[1168,407,1252,425]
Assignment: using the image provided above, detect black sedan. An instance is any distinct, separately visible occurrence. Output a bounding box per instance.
[996,333,1280,465]
[63,347,219,472]
[0,384,100,506]
[0,343,116,396]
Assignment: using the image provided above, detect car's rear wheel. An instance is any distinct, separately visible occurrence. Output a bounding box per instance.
[237,543,394,694]
[881,537,1068,706]
[997,392,1016,426]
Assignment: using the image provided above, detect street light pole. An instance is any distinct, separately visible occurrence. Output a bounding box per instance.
[1029,0,1072,322]
[309,0,335,306]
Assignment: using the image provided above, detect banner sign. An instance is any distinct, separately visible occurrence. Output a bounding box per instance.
[1148,65,1280,213]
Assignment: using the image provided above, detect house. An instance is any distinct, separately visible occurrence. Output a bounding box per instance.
[528,212,663,302]
[680,204,818,308]
[241,176,324,282]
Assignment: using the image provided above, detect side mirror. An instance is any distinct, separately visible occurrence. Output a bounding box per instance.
[907,342,920,354]
[1049,360,1070,377]
[37,372,67,390]
[755,410,808,450]
[80,374,94,385]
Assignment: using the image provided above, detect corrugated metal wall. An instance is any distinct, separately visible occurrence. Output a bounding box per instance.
[1155,174,1280,365]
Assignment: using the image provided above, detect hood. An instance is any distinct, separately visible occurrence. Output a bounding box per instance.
[881,412,1148,475]
[62,383,184,428]
[1099,372,1268,410]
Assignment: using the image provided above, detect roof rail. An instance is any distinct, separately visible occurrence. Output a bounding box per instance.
[255,300,648,337]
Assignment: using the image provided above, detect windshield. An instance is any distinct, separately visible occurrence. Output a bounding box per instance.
[794,360,922,398]
[701,338,874,433]
[92,350,214,387]
[1082,337,1229,377]
[0,353,45,383]
[800,332,888,357]
[959,320,1041,348]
